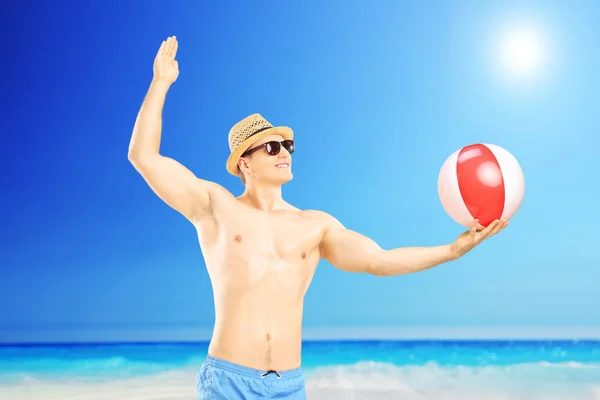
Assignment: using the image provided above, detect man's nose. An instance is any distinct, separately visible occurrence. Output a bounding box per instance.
[278,148,291,158]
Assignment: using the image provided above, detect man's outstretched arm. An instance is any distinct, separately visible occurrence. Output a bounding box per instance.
[128,36,228,222]
[319,213,507,276]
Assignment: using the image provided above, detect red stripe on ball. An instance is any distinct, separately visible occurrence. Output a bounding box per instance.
[456,144,505,227]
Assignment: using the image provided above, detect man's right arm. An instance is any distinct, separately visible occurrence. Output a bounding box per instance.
[129,37,233,223]
[128,77,217,223]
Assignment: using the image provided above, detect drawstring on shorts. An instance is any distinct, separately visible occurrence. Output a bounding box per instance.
[261,369,281,379]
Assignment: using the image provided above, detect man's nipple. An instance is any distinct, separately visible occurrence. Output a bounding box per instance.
[234,234,242,243]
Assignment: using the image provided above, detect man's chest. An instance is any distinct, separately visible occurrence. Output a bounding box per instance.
[221,211,325,260]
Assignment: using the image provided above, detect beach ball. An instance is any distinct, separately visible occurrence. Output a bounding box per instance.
[438,143,525,228]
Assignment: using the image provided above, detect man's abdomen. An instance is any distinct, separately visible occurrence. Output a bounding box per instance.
[208,293,305,371]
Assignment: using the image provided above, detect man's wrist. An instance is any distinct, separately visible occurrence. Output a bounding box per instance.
[444,243,457,262]
[150,78,172,90]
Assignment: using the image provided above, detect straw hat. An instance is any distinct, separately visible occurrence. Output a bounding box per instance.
[226,113,294,176]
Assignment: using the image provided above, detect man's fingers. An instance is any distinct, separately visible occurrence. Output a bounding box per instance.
[171,37,178,58]
[157,40,166,56]
[494,219,509,235]
[165,36,177,58]
[166,37,173,57]
[165,37,172,55]
[478,219,500,239]
[482,219,509,238]
[487,223,500,237]
[157,36,177,58]
[469,219,479,236]
[495,220,509,234]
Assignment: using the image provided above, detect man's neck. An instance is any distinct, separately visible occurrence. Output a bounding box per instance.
[238,182,286,212]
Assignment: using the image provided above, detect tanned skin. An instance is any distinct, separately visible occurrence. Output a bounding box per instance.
[128,36,508,371]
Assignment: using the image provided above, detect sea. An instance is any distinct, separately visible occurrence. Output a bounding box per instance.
[0,340,599,400]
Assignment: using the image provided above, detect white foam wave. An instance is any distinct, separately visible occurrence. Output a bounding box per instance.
[0,368,198,400]
[305,361,600,400]
[537,361,600,369]
[0,361,599,400]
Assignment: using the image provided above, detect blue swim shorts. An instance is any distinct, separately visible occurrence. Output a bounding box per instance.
[196,355,307,399]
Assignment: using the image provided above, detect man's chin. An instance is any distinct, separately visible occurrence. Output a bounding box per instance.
[274,172,293,185]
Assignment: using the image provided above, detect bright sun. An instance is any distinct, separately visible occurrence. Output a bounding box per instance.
[500,27,544,76]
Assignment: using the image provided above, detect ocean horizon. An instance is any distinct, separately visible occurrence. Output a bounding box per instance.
[3,325,600,344]
[1,336,599,400]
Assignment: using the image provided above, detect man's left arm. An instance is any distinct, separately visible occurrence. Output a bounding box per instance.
[319,213,507,276]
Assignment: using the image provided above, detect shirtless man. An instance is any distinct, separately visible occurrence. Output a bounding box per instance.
[128,36,508,400]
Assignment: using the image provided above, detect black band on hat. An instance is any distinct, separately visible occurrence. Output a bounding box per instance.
[245,126,273,140]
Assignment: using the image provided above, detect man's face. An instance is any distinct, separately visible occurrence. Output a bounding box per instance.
[239,134,294,185]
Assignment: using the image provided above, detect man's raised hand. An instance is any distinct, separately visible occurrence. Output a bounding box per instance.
[153,36,179,84]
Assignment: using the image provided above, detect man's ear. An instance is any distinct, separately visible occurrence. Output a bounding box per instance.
[238,157,249,174]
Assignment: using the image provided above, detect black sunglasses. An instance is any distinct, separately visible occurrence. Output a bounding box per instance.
[242,140,295,157]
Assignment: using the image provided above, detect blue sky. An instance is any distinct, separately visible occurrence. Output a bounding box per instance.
[2,0,599,343]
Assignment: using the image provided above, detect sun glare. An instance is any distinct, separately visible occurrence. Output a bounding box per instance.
[500,27,544,77]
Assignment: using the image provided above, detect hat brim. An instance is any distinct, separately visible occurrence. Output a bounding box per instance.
[226,126,294,176]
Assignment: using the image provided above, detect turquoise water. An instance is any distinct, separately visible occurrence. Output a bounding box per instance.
[1,340,599,399]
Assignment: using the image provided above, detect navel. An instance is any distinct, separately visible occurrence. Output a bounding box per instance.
[301,252,306,259]
[266,333,272,341]
[234,234,243,243]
